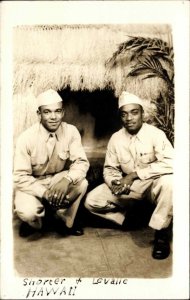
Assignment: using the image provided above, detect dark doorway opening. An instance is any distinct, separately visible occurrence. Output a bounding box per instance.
[59,87,121,157]
[59,87,121,191]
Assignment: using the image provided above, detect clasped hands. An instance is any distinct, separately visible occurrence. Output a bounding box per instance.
[111,172,138,196]
[43,177,73,209]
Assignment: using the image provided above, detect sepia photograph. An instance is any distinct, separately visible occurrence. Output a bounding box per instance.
[1,1,189,299]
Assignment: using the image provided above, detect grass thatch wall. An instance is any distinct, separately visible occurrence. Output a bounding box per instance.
[14,24,172,96]
[13,24,172,142]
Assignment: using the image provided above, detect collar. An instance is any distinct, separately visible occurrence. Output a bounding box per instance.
[123,123,146,143]
[39,123,63,142]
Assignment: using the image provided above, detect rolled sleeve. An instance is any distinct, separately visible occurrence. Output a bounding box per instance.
[103,140,123,188]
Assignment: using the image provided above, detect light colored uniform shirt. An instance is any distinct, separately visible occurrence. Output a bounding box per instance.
[14,122,89,198]
[104,123,173,188]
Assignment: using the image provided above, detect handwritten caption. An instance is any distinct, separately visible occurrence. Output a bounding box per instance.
[23,277,128,298]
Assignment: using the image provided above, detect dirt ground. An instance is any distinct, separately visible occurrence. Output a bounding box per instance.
[13,207,172,278]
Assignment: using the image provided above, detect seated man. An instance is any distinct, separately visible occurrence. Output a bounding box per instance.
[85,91,173,259]
[14,89,89,237]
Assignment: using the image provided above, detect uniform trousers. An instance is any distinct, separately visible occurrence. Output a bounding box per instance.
[85,174,173,230]
[14,171,88,229]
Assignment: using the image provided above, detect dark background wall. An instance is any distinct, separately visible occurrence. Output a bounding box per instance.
[59,87,121,143]
[59,88,121,191]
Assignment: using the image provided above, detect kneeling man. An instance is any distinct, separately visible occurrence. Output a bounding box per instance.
[14,89,89,237]
[85,91,173,259]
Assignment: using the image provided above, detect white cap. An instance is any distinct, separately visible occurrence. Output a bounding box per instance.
[36,89,62,108]
[118,91,143,109]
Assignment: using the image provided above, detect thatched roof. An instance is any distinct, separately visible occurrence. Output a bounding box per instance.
[13,24,172,98]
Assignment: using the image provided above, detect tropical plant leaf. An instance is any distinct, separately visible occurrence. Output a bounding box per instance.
[152,54,173,66]
[142,74,157,80]
[128,56,172,85]
[106,35,174,145]
[127,65,158,77]
[127,44,148,52]
[106,36,174,68]
[141,56,163,72]
[130,51,142,61]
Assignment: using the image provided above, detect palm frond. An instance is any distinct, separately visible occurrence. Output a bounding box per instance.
[151,92,174,145]
[141,56,163,73]
[127,56,171,83]
[128,68,158,77]
[105,35,174,145]
[142,74,158,80]
[106,36,173,68]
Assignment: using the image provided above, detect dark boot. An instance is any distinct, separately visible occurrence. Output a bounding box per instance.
[54,218,84,236]
[65,224,84,236]
[152,228,170,259]
[19,222,37,237]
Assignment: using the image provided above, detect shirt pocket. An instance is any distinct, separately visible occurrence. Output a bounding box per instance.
[58,150,71,170]
[119,153,134,174]
[139,152,156,164]
[30,156,47,174]
[31,155,47,166]
[119,153,131,164]
[58,150,70,161]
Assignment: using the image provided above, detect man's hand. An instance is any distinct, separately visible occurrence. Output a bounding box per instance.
[111,172,138,196]
[65,188,81,203]
[42,190,51,202]
[111,179,124,195]
[45,177,71,208]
